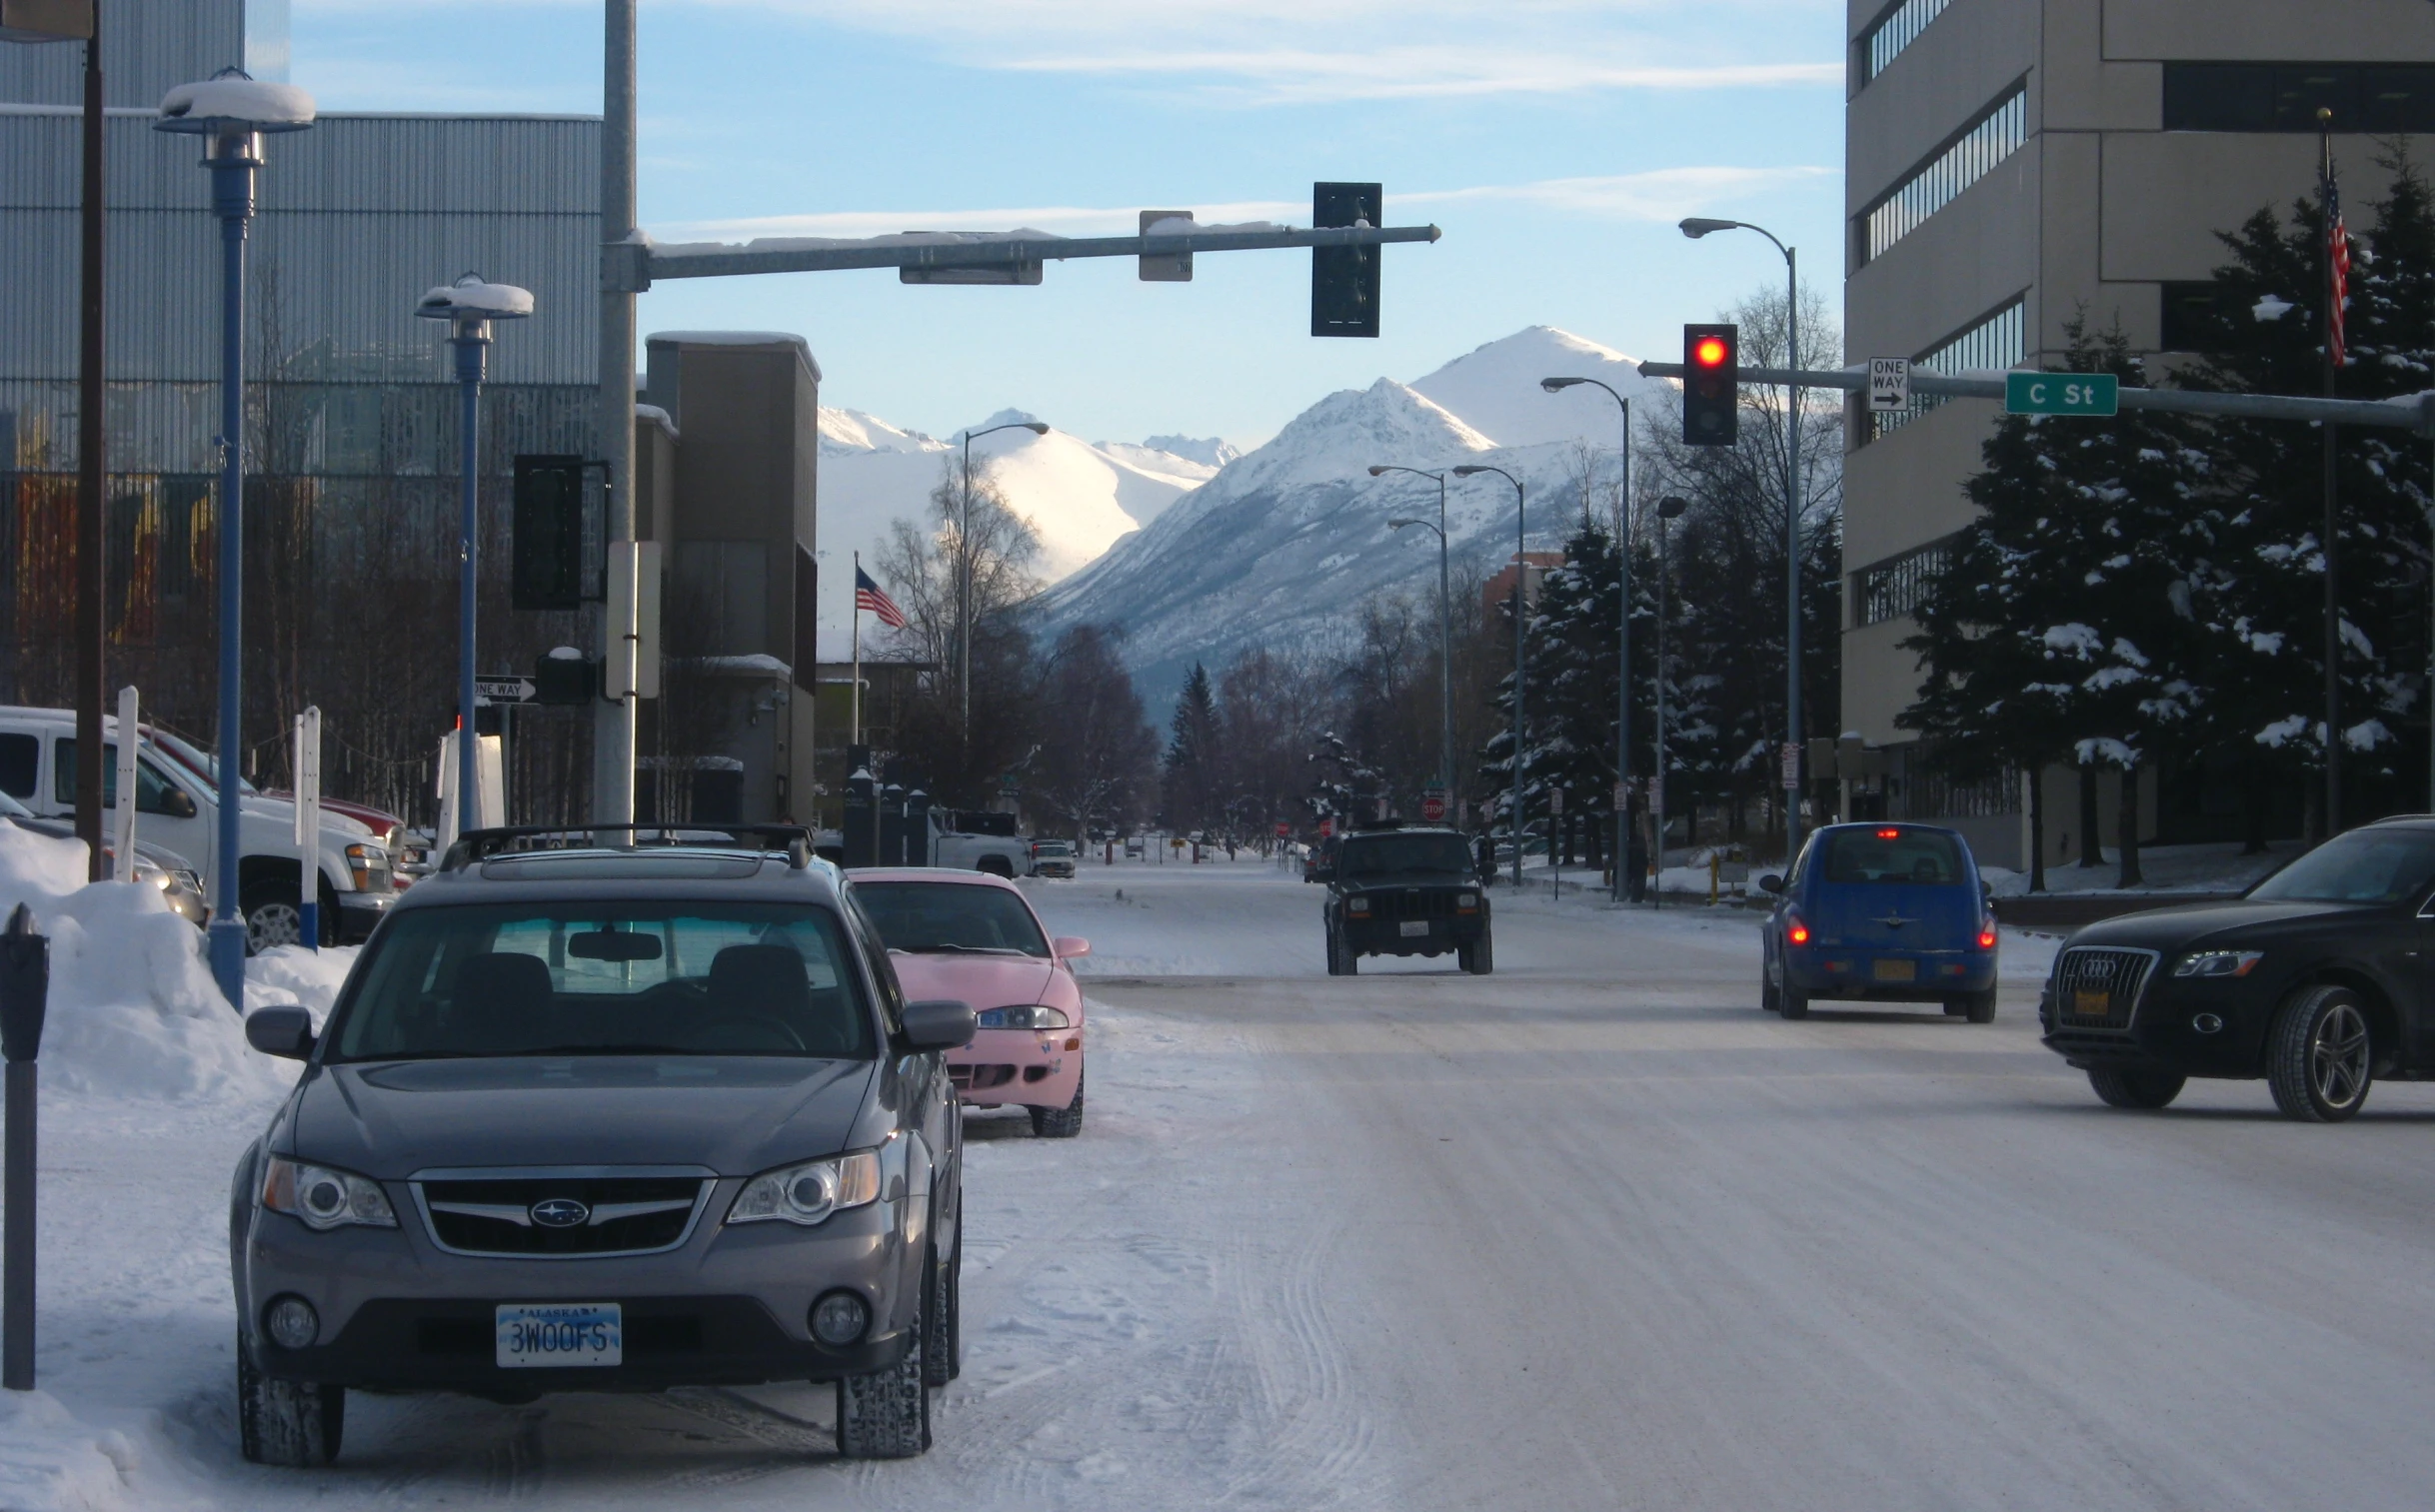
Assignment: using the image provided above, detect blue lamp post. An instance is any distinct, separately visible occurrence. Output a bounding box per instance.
[417,275,534,838]
[156,68,315,1008]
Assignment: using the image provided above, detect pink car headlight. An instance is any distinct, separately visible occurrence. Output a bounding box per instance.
[978,1004,1072,1029]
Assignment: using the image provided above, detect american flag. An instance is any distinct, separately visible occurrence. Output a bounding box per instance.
[855,565,907,629]
[2327,169,2352,369]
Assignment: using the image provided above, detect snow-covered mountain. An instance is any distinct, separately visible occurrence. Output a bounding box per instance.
[815,410,1218,647]
[1033,327,1664,701]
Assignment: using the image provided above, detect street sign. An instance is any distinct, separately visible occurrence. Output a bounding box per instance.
[1867,358,1910,412]
[475,677,537,706]
[1419,789,1447,823]
[1318,817,1334,839]
[1780,742,1802,791]
[1273,821,1290,837]
[2006,371,2119,417]
[1612,780,1629,810]
[1546,786,1564,816]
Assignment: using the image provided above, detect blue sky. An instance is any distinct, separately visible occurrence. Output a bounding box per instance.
[295,1,1846,448]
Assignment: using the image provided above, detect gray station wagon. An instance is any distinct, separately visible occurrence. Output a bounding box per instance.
[228,825,975,1465]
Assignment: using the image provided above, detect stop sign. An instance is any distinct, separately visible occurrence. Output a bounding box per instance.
[1420,791,1447,822]
[1318,817,1334,838]
[1273,821,1289,837]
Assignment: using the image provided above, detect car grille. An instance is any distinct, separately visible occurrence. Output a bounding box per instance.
[2051,946,2160,1030]
[1356,888,1462,922]
[952,1064,1018,1091]
[413,1174,712,1257]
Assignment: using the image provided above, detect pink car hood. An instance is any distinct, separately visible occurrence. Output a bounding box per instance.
[889,951,1078,1019]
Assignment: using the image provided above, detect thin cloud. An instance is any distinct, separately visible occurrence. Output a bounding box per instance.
[994,50,1840,102]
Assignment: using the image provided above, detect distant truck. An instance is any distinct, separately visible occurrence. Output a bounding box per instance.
[927,808,1032,877]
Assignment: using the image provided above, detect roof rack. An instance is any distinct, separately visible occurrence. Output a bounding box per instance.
[442,822,813,872]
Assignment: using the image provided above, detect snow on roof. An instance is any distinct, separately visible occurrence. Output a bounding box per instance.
[158,76,316,129]
[647,331,820,379]
[635,403,678,438]
[417,276,534,319]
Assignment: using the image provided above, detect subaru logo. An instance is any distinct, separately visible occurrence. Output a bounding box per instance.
[529,1197,590,1228]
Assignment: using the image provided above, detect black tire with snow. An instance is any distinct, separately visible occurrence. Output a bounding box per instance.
[1779,983,1810,1020]
[2266,983,2375,1122]
[237,1333,344,1467]
[835,1312,931,1458]
[2087,1065,2186,1109]
[1031,1068,1085,1138]
[1459,932,1493,975]
[1961,989,1997,1024]
[921,1240,960,1388]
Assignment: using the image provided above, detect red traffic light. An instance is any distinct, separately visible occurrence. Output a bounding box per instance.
[1693,335,1730,368]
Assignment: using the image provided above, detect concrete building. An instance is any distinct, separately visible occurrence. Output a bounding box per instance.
[1841,0,2435,865]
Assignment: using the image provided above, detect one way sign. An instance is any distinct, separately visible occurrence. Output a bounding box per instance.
[475,677,537,706]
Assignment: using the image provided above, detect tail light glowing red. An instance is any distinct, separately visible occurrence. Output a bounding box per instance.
[1786,911,1810,946]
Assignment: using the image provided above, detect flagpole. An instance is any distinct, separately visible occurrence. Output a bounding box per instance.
[2320,108,2344,834]
[851,551,864,749]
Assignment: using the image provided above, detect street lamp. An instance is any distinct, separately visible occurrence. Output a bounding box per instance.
[417,274,534,840]
[1452,464,1526,887]
[157,67,315,1008]
[1680,215,1806,863]
[1542,375,1636,902]
[1654,495,1690,904]
[1369,465,1453,797]
[959,420,1051,753]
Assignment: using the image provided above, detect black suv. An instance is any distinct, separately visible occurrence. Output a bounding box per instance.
[1320,823,1491,975]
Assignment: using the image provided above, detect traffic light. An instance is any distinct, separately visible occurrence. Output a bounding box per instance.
[1311,182,1381,338]
[1681,324,1739,446]
[533,651,599,706]
[512,454,587,611]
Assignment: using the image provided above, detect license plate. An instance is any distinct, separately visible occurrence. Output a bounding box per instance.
[1871,958,1916,982]
[1399,920,1429,937]
[496,1303,622,1368]
[2072,988,2111,1017]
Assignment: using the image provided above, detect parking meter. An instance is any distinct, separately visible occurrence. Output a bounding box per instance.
[1,901,47,1389]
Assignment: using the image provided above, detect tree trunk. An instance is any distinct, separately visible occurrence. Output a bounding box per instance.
[2028,763,2046,893]
[2078,761,2104,866]
[2116,764,2143,888]
[2242,756,2268,855]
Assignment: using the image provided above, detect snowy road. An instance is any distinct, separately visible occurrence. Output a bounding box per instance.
[17,858,2435,1509]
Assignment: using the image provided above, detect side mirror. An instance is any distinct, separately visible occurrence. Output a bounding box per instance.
[1052,936,1092,960]
[900,998,977,1051]
[1757,873,1784,894]
[155,787,198,819]
[245,1004,316,1059]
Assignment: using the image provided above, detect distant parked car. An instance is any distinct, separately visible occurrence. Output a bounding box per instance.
[851,868,1090,1137]
[1758,822,1998,1022]
[926,810,1031,878]
[1028,839,1076,879]
[0,787,208,925]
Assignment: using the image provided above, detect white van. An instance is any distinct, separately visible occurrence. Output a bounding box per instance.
[0,706,394,949]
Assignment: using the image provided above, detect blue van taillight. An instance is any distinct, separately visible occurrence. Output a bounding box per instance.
[1976,914,1997,949]
[1785,909,1811,947]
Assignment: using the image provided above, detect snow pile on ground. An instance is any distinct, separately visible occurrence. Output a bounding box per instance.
[0,824,287,1103]
[246,943,358,1030]
[0,1391,144,1512]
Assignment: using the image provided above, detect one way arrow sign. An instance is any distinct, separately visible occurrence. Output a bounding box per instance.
[475,677,537,706]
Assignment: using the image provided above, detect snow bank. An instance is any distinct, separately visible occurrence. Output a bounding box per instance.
[0,825,292,1103]
[0,1391,142,1512]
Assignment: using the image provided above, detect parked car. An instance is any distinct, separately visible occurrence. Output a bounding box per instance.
[227,826,975,1466]
[2038,816,2435,1120]
[1302,836,1336,882]
[926,809,1031,878]
[850,868,1090,1137]
[0,787,208,925]
[1321,822,1490,975]
[1028,839,1077,879]
[0,707,393,949]
[1758,822,1998,1022]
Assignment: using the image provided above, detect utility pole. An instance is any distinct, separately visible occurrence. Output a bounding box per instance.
[595,0,639,835]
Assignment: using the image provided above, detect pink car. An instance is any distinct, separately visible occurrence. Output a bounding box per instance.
[848,868,1092,1137]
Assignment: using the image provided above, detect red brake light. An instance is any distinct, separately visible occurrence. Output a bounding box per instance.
[1875,827,1900,839]
[1977,915,1998,949]
[1786,911,1810,947]
[1692,335,1730,368]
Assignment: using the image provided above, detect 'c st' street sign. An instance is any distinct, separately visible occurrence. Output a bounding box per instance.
[2006,371,2120,418]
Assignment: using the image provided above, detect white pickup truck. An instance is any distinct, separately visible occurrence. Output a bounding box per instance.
[926,808,1032,877]
[0,705,395,949]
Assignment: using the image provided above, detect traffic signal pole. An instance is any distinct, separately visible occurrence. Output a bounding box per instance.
[594,0,638,838]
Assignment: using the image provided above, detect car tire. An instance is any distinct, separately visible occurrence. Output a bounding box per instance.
[2087,1065,2186,1109]
[1762,970,1781,1014]
[921,1242,958,1388]
[2267,983,2375,1122]
[237,1332,344,1467]
[1460,933,1493,975]
[1031,1068,1085,1138]
[836,1313,931,1459]
[242,881,306,955]
[1962,989,1997,1024]
[1323,926,1343,976]
[1780,984,1810,1020]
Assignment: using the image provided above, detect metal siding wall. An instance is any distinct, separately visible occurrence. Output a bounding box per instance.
[0,0,252,109]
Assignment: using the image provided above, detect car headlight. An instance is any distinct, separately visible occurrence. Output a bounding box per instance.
[977,1003,1072,1029]
[173,868,202,895]
[727,1150,882,1227]
[1346,895,1370,914]
[344,841,387,891]
[2173,949,2264,978]
[261,1156,398,1231]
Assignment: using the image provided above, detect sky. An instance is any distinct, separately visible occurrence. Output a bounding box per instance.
[292,1,1848,449]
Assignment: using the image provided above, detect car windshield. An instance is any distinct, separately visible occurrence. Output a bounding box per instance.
[2248,829,2435,904]
[1034,842,1072,855]
[324,901,873,1061]
[1821,828,1967,885]
[853,881,1051,957]
[1338,833,1471,878]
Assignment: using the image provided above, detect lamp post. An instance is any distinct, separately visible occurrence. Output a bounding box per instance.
[156,68,315,1008]
[1680,216,1805,863]
[417,274,534,837]
[1654,495,1689,903]
[1541,375,1635,901]
[1453,464,1526,887]
[1368,466,1453,795]
[959,421,1051,752]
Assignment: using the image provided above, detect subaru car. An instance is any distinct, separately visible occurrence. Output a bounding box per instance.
[1759,822,1998,1021]
[227,826,975,1467]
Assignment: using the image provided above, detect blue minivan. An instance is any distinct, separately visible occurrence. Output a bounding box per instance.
[1758,822,2000,1022]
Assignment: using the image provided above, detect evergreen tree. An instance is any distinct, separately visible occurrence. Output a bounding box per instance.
[1161,663,1221,832]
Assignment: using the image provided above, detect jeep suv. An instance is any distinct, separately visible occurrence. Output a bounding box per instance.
[228,825,975,1466]
[1322,823,1491,975]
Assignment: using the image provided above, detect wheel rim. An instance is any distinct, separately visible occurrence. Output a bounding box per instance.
[2310,1000,2370,1109]
[248,901,302,951]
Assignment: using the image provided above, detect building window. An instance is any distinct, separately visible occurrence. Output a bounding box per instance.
[1871,298,2024,440]
[1860,0,1951,84]
[2164,63,2435,133]
[1854,534,1960,628]
[2158,282,2227,353]
[1861,84,2027,265]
